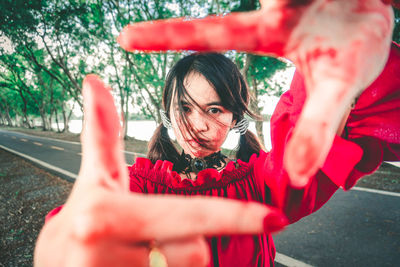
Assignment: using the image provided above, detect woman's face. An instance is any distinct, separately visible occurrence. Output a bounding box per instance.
[170,72,236,158]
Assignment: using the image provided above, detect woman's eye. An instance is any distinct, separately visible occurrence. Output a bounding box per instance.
[209,107,222,114]
[182,106,190,113]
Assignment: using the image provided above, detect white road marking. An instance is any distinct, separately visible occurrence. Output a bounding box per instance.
[33,142,43,146]
[20,138,28,142]
[275,252,314,267]
[352,186,400,197]
[0,144,77,180]
[50,146,64,151]
[0,129,80,145]
[387,161,400,168]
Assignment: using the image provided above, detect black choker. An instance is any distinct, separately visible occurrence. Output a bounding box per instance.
[175,151,228,176]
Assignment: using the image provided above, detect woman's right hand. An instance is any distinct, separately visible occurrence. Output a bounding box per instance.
[34,75,288,267]
[118,0,394,189]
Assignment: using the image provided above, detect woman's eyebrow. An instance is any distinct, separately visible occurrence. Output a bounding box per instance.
[206,101,223,106]
[180,100,222,106]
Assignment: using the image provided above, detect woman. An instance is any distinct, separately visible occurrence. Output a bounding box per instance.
[39,49,399,266]
[34,73,287,267]
[127,50,399,266]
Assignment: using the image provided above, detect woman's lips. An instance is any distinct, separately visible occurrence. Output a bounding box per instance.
[187,139,208,148]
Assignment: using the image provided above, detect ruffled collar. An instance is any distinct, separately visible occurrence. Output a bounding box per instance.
[129,153,260,190]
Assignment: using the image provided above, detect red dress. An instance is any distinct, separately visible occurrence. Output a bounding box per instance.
[46,42,400,266]
[128,42,400,267]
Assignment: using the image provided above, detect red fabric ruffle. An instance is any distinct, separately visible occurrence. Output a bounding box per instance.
[129,155,258,191]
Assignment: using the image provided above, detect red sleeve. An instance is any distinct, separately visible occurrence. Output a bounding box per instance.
[128,160,147,193]
[331,41,400,189]
[254,87,362,223]
[254,42,400,223]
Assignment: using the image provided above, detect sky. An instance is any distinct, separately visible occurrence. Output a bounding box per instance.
[261,65,296,115]
[0,36,13,54]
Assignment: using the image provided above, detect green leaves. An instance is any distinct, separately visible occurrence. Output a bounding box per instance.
[0,0,45,40]
[2,0,398,137]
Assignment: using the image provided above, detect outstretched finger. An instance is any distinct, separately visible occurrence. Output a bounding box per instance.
[76,193,288,243]
[117,9,287,57]
[79,75,128,191]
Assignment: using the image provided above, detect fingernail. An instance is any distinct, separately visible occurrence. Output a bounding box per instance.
[263,211,288,233]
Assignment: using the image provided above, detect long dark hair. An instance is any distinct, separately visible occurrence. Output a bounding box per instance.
[147,53,263,166]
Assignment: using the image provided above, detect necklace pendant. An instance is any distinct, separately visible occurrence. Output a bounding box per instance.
[191,158,207,174]
[178,150,227,176]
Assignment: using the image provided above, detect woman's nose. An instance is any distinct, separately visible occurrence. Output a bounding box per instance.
[191,111,209,132]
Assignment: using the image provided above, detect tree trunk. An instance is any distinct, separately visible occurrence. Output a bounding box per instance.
[61,101,70,133]
[49,112,53,130]
[0,100,13,126]
[249,100,265,147]
[123,97,129,140]
[23,116,33,128]
[54,108,61,132]
[37,105,51,131]
[0,112,5,125]
[62,110,69,133]
[251,76,265,147]
[241,54,265,146]
[255,120,265,145]
[17,89,33,128]
[5,111,13,126]
[119,88,128,140]
[49,81,55,131]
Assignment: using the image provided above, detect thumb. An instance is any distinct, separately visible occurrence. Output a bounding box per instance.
[79,74,128,191]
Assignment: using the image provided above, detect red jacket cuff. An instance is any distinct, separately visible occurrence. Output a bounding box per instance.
[321,136,363,189]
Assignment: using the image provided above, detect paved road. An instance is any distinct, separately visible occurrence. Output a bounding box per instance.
[0,129,399,266]
[273,189,399,267]
[0,129,138,180]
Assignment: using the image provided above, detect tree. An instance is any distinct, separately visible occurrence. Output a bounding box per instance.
[0,0,84,130]
[236,54,288,146]
[227,0,287,146]
[2,0,397,143]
